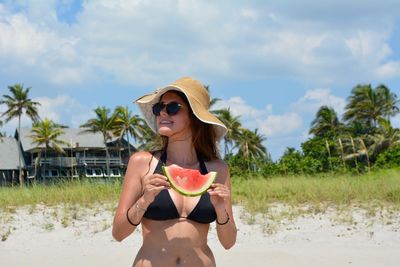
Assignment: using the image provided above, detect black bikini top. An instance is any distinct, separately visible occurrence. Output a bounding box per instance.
[143,151,217,224]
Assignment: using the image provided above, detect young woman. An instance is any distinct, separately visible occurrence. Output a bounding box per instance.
[112,77,237,267]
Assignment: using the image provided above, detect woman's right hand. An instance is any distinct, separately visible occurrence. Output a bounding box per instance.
[141,173,170,206]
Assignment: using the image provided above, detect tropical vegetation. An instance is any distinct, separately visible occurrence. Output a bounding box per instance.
[0,84,41,185]
[29,118,68,181]
[1,82,399,184]
[113,106,146,155]
[79,106,118,177]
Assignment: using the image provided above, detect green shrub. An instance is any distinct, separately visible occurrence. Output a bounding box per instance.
[374,144,400,168]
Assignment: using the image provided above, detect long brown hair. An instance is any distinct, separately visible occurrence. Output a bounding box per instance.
[158,91,220,161]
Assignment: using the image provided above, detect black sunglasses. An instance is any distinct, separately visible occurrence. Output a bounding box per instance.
[152,101,183,116]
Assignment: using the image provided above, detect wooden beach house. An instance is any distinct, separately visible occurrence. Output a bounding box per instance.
[0,137,26,186]
[0,128,135,185]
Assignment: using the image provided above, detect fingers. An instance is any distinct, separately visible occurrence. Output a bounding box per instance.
[144,174,170,188]
[208,183,230,199]
[142,174,170,202]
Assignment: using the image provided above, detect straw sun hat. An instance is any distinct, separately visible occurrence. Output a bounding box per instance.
[135,77,227,141]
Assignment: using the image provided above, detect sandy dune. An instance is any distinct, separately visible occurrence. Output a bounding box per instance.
[1,204,399,267]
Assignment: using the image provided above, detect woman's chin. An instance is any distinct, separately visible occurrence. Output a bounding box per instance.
[158,127,173,136]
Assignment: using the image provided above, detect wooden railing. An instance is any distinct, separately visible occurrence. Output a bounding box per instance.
[32,157,124,166]
[33,157,77,167]
[77,157,122,165]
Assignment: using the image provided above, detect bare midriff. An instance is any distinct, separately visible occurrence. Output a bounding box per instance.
[132,218,216,267]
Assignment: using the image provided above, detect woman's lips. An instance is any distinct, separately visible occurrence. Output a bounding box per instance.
[160,120,173,125]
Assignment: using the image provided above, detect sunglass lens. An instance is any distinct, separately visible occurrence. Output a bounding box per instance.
[166,102,181,115]
[152,102,182,116]
[152,103,163,116]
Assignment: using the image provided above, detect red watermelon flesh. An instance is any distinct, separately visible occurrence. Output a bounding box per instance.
[162,165,217,196]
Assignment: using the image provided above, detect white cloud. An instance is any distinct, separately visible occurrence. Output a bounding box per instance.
[215,91,353,139]
[215,96,271,118]
[0,12,83,84]
[0,14,46,62]
[0,103,37,135]
[2,0,399,161]
[345,31,391,62]
[375,61,400,79]
[34,95,93,128]
[293,88,347,115]
[260,113,303,137]
[0,94,95,134]
[241,8,259,20]
[0,14,72,61]
[1,1,400,88]
[214,96,302,137]
[214,96,271,130]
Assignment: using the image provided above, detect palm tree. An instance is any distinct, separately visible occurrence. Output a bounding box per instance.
[340,136,371,173]
[337,137,346,170]
[358,138,370,171]
[369,118,400,156]
[113,106,146,156]
[0,84,41,185]
[237,128,267,170]
[204,85,221,111]
[343,84,399,131]
[376,84,399,119]
[325,139,334,171]
[213,108,242,156]
[309,106,343,137]
[30,118,67,180]
[80,107,117,177]
[136,122,162,151]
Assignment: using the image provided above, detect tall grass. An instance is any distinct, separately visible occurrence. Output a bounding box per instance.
[0,179,122,209]
[1,168,400,214]
[232,168,400,213]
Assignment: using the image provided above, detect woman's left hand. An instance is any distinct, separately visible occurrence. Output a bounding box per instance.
[208,183,230,209]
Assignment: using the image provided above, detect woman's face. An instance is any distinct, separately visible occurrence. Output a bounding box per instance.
[156,91,192,139]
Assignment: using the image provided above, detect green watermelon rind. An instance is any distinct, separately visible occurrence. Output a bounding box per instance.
[162,165,217,197]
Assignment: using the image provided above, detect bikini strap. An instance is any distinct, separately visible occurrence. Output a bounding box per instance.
[196,151,208,175]
[151,150,166,175]
[160,150,167,164]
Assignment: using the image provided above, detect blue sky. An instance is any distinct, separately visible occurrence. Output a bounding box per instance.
[1,0,400,160]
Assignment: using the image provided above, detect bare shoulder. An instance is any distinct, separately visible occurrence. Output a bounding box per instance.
[206,159,229,183]
[207,158,228,172]
[126,151,155,177]
[129,150,153,165]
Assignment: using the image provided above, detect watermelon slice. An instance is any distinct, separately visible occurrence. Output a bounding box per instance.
[162,165,217,197]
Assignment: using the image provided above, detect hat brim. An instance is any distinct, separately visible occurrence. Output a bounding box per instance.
[135,86,227,141]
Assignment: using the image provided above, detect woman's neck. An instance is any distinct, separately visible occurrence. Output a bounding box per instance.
[166,138,197,167]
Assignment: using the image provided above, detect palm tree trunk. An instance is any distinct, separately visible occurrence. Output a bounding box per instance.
[325,139,333,172]
[126,132,131,156]
[102,131,111,178]
[18,115,24,186]
[359,138,370,172]
[105,144,110,178]
[44,146,48,183]
[245,142,250,171]
[34,151,42,182]
[338,138,346,171]
[350,136,359,174]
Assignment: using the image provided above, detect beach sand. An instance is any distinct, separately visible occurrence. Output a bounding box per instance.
[1,204,399,267]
